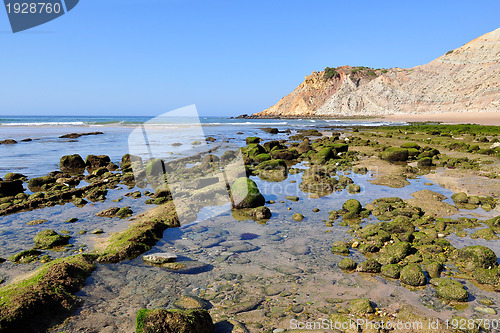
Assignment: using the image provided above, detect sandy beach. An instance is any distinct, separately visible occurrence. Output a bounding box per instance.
[380,111,500,126]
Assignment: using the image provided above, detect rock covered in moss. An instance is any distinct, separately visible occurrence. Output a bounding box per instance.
[342,199,362,214]
[379,147,409,162]
[312,147,335,164]
[349,298,374,315]
[34,230,71,249]
[116,206,133,219]
[417,157,433,167]
[454,245,498,272]
[331,241,349,255]
[356,259,381,273]
[472,267,500,285]
[245,137,260,144]
[339,258,357,270]
[451,192,468,204]
[230,177,265,209]
[59,154,85,172]
[381,264,402,279]
[400,263,426,286]
[346,184,361,194]
[292,213,304,222]
[436,278,469,302]
[85,155,111,170]
[27,176,56,190]
[135,308,214,333]
[426,261,444,278]
[378,241,411,265]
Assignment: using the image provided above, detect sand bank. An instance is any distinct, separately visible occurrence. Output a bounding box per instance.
[379,111,500,126]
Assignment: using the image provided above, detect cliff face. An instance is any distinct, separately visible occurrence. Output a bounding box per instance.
[254,28,500,117]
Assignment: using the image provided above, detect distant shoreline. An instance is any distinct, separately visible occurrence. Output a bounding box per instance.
[247,111,500,126]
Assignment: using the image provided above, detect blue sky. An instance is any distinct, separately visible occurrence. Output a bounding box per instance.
[0,0,498,117]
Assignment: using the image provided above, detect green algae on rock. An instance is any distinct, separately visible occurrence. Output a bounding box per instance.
[400,263,426,286]
[435,278,469,302]
[34,230,71,249]
[135,309,215,333]
[230,177,265,209]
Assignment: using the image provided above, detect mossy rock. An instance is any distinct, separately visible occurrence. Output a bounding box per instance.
[356,259,381,273]
[254,153,271,163]
[136,308,215,333]
[417,157,433,167]
[454,245,498,272]
[379,147,409,162]
[33,230,71,249]
[245,137,260,144]
[342,199,362,214]
[381,264,402,279]
[472,267,500,285]
[116,206,133,219]
[292,213,304,222]
[8,249,42,263]
[426,261,444,278]
[331,241,349,255]
[230,177,265,209]
[312,147,334,164]
[346,184,361,194]
[401,142,421,150]
[331,143,349,153]
[338,258,357,270]
[471,228,498,241]
[358,242,379,254]
[349,298,374,315]
[28,176,56,190]
[400,263,426,286]
[436,278,469,302]
[256,159,286,170]
[378,241,411,264]
[85,154,111,169]
[451,192,468,204]
[59,154,85,172]
[406,148,420,157]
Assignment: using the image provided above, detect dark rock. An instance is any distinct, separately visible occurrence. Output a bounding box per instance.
[85,155,111,170]
[135,309,214,333]
[59,132,103,139]
[96,207,120,217]
[0,139,17,144]
[59,154,85,173]
[0,179,24,197]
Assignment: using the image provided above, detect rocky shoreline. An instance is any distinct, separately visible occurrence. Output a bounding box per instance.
[0,123,499,332]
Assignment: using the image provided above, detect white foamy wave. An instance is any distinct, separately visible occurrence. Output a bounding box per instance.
[0,122,87,126]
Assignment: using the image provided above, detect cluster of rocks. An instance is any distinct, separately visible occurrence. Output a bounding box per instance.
[332,196,500,303]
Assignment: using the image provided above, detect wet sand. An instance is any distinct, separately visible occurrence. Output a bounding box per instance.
[379,111,500,126]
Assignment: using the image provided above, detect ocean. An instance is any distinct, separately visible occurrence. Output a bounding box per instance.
[0,115,400,178]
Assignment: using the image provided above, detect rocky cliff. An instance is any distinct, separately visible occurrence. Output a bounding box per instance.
[253,28,500,117]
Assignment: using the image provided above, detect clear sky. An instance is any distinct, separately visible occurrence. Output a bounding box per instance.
[0,0,498,117]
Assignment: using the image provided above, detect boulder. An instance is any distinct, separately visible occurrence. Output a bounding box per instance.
[342,199,362,214]
[59,154,85,172]
[135,309,214,333]
[400,263,426,286]
[454,245,498,272]
[0,179,24,197]
[230,177,265,209]
[338,258,357,270]
[379,147,409,162]
[436,278,469,302]
[33,230,71,249]
[142,253,177,265]
[85,155,111,170]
